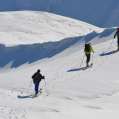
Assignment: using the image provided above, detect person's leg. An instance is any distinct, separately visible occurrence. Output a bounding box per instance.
[117,37,119,50]
[86,54,88,66]
[86,54,90,66]
[87,54,90,63]
[34,83,39,94]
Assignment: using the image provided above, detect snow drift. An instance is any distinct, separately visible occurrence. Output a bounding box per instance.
[0,27,116,68]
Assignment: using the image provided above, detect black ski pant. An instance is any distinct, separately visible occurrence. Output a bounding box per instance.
[117,36,119,46]
[86,54,91,63]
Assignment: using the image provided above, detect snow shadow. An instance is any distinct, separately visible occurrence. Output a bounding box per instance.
[17,94,33,99]
[0,28,115,68]
[84,31,100,44]
[0,36,84,68]
[67,67,85,72]
[100,50,116,56]
[99,28,116,38]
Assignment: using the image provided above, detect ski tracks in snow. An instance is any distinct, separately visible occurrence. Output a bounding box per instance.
[1,39,119,119]
[0,90,28,119]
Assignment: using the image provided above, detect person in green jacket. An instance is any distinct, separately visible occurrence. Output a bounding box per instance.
[84,43,94,67]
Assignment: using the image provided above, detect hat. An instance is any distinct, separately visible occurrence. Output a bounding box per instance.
[37,69,40,72]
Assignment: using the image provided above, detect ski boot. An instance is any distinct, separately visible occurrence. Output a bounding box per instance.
[86,63,89,67]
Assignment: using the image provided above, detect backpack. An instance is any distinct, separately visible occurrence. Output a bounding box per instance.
[85,44,90,52]
[32,73,39,83]
[117,28,119,32]
[117,28,119,37]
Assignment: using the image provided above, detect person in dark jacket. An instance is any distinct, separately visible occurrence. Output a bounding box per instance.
[32,69,45,96]
[114,28,119,50]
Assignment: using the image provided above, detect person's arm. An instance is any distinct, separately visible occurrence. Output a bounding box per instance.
[84,49,86,54]
[40,74,45,79]
[90,45,94,53]
[114,31,117,38]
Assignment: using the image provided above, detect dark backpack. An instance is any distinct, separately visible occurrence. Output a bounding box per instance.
[32,73,39,83]
[117,29,119,37]
[85,44,90,52]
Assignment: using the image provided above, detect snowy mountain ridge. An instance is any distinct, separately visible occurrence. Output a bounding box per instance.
[0,11,102,46]
[0,11,116,68]
[0,0,119,27]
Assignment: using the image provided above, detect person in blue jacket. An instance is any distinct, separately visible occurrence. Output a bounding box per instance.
[114,28,119,50]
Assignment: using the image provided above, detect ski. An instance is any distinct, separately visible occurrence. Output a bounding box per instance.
[33,88,42,98]
[114,50,119,53]
[83,63,93,70]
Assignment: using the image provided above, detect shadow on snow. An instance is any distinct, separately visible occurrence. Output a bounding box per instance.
[67,67,85,72]
[100,50,116,56]
[17,94,33,99]
[0,28,115,68]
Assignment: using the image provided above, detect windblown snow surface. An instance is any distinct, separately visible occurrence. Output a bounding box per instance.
[0,11,119,119]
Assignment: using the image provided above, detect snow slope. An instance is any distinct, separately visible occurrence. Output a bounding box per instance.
[0,32,119,119]
[0,11,119,119]
[0,0,119,27]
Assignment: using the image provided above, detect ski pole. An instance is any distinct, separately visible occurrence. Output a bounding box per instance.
[92,53,93,65]
[27,80,32,94]
[80,54,85,67]
[109,38,114,50]
[44,79,49,96]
